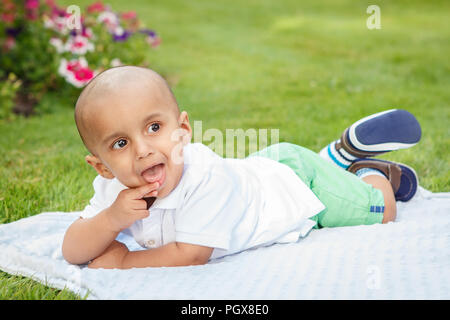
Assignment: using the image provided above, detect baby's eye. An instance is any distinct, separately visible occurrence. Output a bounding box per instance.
[112,139,127,149]
[148,123,160,133]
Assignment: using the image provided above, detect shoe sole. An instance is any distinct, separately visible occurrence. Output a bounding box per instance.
[348,109,422,153]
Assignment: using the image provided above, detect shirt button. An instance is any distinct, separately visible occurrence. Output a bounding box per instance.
[144,239,156,248]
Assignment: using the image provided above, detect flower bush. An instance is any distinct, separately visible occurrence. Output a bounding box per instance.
[0,0,161,117]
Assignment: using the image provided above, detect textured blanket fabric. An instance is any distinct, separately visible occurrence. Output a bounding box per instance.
[0,187,449,299]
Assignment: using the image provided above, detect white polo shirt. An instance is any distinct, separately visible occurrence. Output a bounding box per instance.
[80,143,325,260]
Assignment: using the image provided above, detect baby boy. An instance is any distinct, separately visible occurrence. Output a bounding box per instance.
[62,66,421,269]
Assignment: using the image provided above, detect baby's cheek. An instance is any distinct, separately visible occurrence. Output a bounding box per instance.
[168,144,184,166]
[163,165,183,197]
[118,173,144,189]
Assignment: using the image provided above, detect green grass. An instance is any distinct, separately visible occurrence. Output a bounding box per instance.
[1,0,449,299]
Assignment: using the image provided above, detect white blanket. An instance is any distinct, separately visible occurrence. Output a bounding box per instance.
[0,187,449,300]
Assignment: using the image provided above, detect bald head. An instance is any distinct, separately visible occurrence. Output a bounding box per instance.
[74,66,179,154]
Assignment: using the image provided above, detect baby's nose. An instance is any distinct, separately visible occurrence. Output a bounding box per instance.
[135,139,154,160]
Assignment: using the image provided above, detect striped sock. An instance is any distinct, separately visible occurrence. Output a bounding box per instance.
[319,139,359,169]
[355,167,387,179]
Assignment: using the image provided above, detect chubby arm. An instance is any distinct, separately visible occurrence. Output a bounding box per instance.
[124,242,213,268]
[88,241,213,269]
[62,209,120,265]
[62,182,159,265]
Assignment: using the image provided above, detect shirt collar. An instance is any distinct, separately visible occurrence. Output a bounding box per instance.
[113,177,182,210]
[150,179,183,210]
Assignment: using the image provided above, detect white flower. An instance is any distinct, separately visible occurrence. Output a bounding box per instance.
[49,37,65,53]
[54,16,70,35]
[110,58,123,67]
[97,11,119,30]
[58,58,69,77]
[64,35,95,55]
[113,26,124,36]
[43,15,55,29]
[83,27,94,39]
[43,14,71,35]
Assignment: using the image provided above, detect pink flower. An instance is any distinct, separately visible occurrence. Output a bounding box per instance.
[2,36,16,51]
[45,0,56,7]
[25,0,39,10]
[58,58,96,88]
[26,11,39,21]
[87,1,105,13]
[2,0,15,11]
[43,14,71,35]
[97,11,119,31]
[146,36,161,48]
[1,13,15,24]
[74,68,94,82]
[121,11,137,20]
[82,27,93,39]
[64,35,94,55]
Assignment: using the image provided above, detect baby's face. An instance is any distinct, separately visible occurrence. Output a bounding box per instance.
[85,83,191,198]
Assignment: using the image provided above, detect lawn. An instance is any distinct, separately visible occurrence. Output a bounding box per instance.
[0,0,449,299]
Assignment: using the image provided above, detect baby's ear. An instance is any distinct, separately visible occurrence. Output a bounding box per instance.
[85,155,115,179]
[178,111,192,145]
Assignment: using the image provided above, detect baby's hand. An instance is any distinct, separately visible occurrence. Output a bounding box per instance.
[88,240,129,269]
[105,182,159,232]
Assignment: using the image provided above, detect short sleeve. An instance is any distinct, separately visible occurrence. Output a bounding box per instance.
[174,169,246,250]
[79,175,124,219]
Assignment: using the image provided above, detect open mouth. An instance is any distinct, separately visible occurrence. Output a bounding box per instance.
[141,163,166,186]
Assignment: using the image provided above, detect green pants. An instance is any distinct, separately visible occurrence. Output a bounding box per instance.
[251,143,385,228]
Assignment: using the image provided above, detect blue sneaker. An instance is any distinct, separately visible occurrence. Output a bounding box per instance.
[348,158,419,202]
[336,109,421,158]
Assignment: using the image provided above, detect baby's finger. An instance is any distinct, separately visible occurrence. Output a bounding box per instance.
[131,199,149,210]
[142,190,158,198]
[131,182,159,199]
[139,210,150,219]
